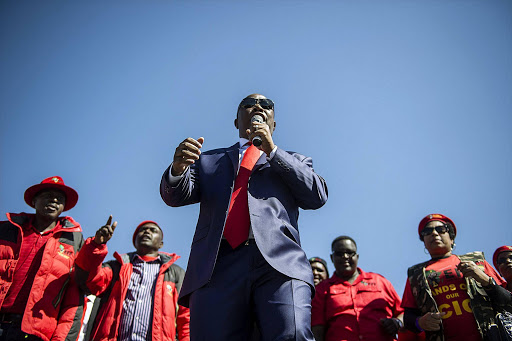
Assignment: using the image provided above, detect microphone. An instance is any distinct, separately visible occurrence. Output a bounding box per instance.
[251,115,264,147]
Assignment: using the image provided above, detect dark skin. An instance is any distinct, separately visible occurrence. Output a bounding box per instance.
[310,261,328,286]
[94,216,163,257]
[313,239,403,341]
[497,251,512,291]
[418,221,492,331]
[32,189,66,233]
[171,94,277,176]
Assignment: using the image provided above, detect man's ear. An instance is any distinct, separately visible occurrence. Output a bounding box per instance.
[234,118,238,129]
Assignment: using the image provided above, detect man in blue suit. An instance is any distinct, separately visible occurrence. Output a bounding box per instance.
[160,93,328,341]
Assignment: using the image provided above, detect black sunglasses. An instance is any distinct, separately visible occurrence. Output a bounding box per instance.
[240,98,274,110]
[331,251,357,258]
[421,224,449,237]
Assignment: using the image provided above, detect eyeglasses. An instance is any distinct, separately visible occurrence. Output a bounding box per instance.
[240,98,274,110]
[420,224,449,237]
[332,251,357,258]
[497,255,512,265]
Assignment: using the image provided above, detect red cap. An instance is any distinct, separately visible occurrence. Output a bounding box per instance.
[418,213,456,237]
[24,176,78,212]
[493,245,512,270]
[132,220,163,246]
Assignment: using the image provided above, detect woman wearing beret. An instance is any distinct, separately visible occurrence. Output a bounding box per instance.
[309,257,329,286]
[401,214,507,341]
[493,245,512,292]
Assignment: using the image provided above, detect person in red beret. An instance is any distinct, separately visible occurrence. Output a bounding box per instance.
[74,218,190,341]
[401,214,508,341]
[309,257,330,286]
[0,176,84,341]
[493,245,512,292]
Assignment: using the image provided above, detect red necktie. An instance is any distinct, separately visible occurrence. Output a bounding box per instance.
[223,143,260,249]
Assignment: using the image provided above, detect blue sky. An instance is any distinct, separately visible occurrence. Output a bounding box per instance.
[1,0,511,295]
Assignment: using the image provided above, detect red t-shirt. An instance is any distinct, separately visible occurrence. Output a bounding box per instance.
[312,268,403,341]
[401,255,504,341]
[1,218,57,314]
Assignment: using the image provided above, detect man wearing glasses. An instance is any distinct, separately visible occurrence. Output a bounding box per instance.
[160,93,328,340]
[312,236,404,341]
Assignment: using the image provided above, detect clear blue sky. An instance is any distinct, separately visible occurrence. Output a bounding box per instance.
[1,0,511,295]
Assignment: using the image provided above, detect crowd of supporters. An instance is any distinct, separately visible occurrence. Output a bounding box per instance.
[1,176,510,341]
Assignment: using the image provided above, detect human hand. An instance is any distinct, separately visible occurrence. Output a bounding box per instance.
[172,137,204,176]
[457,261,491,286]
[379,318,401,335]
[246,119,275,156]
[418,312,446,331]
[94,215,117,245]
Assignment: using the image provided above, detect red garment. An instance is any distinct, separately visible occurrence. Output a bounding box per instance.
[2,218,55,313]
[0,213,84,341]
[401,255,504,341]
[312,268,403,341]
[75,238,190,341]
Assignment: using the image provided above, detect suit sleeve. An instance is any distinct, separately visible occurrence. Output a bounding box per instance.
[74,237,114,296]
[269,148,328,210]
[160,164,201,207]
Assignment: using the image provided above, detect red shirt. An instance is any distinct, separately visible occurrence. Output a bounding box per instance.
[1,218,57,314]
[312,268,403,341]
[401,255,504,341]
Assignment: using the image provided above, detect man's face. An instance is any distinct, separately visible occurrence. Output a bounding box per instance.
[310,261,328,286]
[134,223,164,253]
[234,94,276,139]
[33,189,66,220]
[422,221,453,257]
[331,239,358,278]
[497,251,512,282]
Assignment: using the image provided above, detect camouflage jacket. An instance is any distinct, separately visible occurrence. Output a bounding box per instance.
[407,252,497,341]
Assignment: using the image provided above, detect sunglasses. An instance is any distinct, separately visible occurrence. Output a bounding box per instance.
[421,224,449,237]
[497,255,512,265]
[240,98,274,110]
[332,251,357,258]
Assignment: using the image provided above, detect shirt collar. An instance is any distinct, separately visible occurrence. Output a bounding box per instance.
[132,253,162,264]
[239,137,250,148]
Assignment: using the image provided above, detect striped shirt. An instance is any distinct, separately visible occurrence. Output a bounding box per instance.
[118,254,161,341]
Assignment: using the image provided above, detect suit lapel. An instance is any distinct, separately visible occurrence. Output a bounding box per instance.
[253,153,269,170]
[226,143,239,175]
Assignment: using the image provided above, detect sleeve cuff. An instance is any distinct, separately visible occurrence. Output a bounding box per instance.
[266,145,278,160]
[168,163,187,186]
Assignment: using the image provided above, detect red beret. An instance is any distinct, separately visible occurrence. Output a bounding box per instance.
[418,213,457,237]
[132,220,163,246]
[493,245,512,270]
[24,176,78,212]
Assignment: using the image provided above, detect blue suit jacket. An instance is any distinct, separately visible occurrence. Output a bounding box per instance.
[160,143,328,306]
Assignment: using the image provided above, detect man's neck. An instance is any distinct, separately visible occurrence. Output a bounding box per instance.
[336,269,359,284]
[33,215,58,233]
[137,249,159,258]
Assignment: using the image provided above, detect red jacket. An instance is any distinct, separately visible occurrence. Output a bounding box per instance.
[75,238,190,341]
[0,213,84,341]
